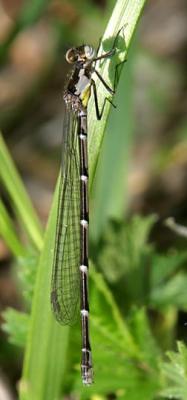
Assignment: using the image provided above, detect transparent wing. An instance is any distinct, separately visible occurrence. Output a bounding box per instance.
[51,108,80,325]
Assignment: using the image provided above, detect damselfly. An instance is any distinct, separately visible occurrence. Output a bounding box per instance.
[51,27,125,385]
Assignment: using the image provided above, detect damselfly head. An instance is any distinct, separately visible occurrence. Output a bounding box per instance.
[65,45,95,64]
[84,45,95,60]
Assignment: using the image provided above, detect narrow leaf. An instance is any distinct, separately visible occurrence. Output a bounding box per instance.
[0,133,43,250]
[0,199,25,257]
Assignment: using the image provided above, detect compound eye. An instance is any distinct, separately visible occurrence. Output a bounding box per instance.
[84,45,95,60]
[65,48,78,64]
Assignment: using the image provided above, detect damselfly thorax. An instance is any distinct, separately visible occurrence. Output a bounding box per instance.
[64,45,96,113]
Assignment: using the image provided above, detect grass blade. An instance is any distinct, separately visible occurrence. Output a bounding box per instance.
[0,199,26,257]
[90,49,134,239]
[0,133,43,250]
[19,181,70,400]
[89,0,147,189]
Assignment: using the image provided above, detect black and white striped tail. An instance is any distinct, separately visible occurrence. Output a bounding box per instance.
[78,111,93,385]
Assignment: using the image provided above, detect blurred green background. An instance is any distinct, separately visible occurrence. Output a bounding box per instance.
[0,0,187,399]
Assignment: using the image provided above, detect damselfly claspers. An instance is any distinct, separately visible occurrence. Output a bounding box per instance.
[51,27,125,385]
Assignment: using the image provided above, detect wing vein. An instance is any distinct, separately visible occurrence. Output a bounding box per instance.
[51,108,80,325]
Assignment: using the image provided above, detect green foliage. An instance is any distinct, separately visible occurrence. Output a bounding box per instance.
[0,134,43,250]
[67,272,161,399]
[0,199,25,257]
[17,252,39,305]
[150,271,187,310]
[1,150,187,400]
[88,0,147,189]
[96,216,187,316]
[90,54,134,240]
[1,0,187,399]
[96,215,156,283]
[76,307,161,400]
[160,342,187,399]
[19,181,71,400]
[2,308,29,348]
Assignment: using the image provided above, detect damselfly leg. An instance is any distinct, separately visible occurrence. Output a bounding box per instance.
[92,26,127,119]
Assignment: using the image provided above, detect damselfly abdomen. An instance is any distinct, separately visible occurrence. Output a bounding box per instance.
[51,28,125,385]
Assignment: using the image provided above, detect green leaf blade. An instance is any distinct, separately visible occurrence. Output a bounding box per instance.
[0,133,43,250]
